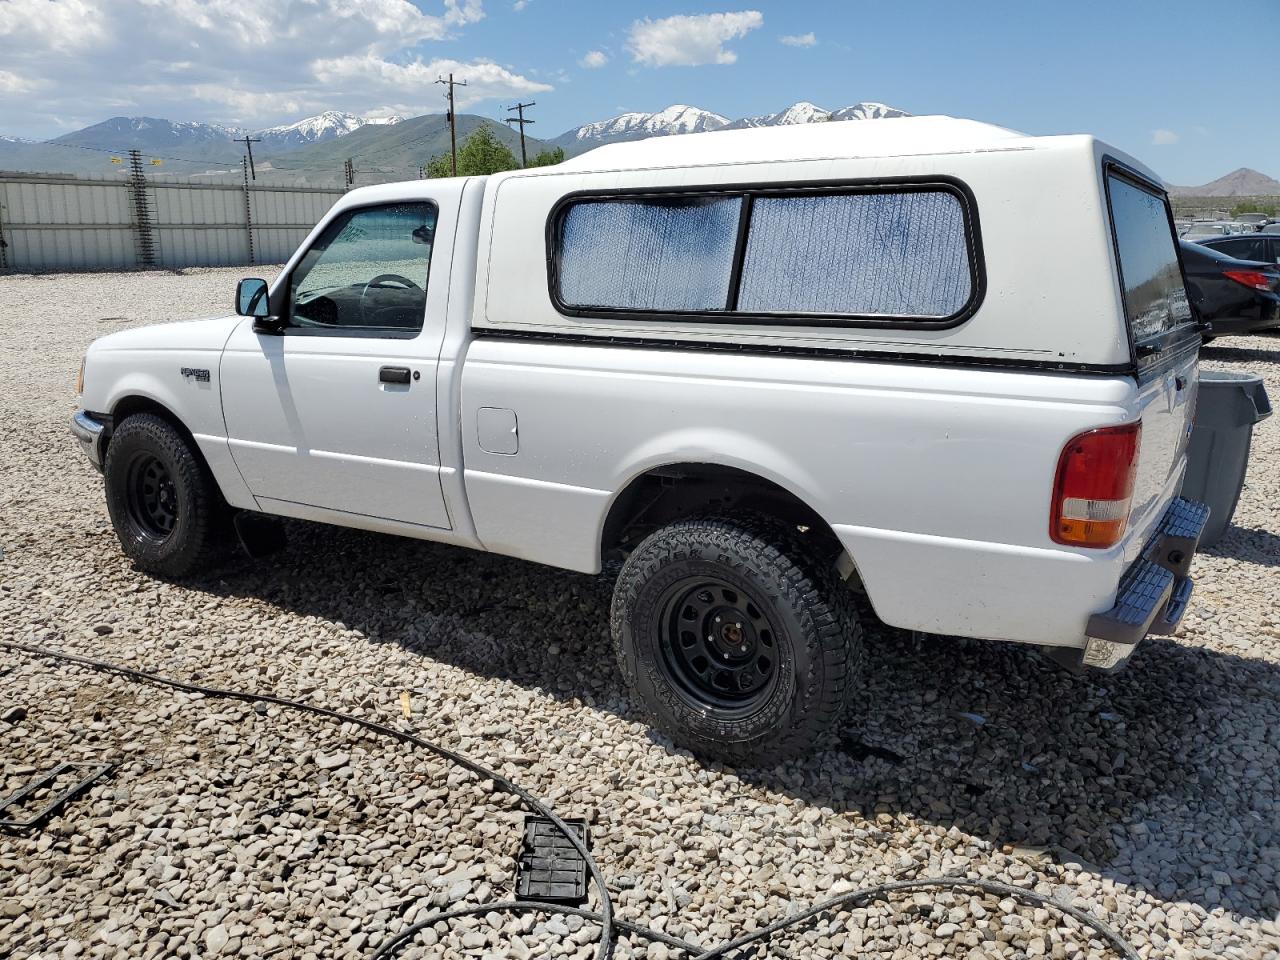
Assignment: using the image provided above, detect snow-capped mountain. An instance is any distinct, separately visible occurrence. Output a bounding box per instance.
[830,101,909,122]
[253,111,405,150]
[552,104,730,148]
[46,112,406,162]
[727,100,909,129]
[53,116,243,149]
[554,100,910,153]
[726,101,834,129]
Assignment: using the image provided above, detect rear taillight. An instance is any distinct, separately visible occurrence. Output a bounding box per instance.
[1050,423,1142,548]
[1222,269,1276,291]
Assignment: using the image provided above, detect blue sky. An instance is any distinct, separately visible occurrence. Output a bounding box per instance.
[1,0,1274,184]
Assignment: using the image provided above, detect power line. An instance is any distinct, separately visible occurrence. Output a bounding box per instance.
[435,73,468,176]
[505,101,536,168]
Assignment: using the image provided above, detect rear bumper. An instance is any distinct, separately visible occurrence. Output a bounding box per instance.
[1055,497,1209,670]
[70,410,107,471]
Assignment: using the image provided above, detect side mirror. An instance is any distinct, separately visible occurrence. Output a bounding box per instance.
[235,278,269,318]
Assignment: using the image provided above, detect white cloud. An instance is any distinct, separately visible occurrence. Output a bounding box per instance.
[0,0,108,53]
[512,0,530,9]
[0,0,554,136]
[779,32,816,47]
[627,11,763,67]
[0,69,38,95]
[312,55,551,111]
[1151,128,1179,145]
[444,0,485,24]
[580,50,608,69]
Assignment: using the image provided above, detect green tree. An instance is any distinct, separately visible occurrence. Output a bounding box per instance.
[425,126,519,178]
[527,146,566,168]
[1230,200,1278,218]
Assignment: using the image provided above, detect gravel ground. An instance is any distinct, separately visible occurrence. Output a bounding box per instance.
[0,266,1277,960]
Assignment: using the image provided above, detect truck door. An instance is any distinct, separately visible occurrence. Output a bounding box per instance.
[220,194,452,528]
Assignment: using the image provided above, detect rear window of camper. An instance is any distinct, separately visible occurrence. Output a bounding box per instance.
[1105,171,1193,343]
[551,184,980,326]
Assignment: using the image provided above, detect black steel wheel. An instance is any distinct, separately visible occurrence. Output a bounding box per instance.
[123,452,179,542]
[104,413,229,578]
[612,516,863,765]
[657,576,780,716]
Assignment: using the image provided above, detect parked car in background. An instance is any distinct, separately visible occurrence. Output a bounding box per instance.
[1196,233,1280,267]
[1263,223,1280,235]
[1181,221,1237,239]
[1179,239,1280,337]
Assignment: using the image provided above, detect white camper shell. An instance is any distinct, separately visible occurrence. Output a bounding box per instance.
[477,117,1149,368]
[73,115,1208,763]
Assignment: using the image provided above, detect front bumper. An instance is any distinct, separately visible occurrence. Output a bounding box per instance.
[70,410,107,471]
[1057,497,1209,671]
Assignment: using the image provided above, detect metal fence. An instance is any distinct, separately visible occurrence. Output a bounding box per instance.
[0,169,347,272]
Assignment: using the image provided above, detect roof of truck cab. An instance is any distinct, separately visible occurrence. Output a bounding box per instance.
[554,115,1035,172]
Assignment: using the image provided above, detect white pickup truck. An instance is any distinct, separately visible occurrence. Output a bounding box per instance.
[72,116,1208,763]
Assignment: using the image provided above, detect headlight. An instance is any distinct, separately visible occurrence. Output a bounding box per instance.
[76,357,85,395]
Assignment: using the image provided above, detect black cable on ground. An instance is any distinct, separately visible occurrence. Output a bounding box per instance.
[0,640,1139,960]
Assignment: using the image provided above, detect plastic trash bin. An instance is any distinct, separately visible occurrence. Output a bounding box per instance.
[1182,370,1272,548]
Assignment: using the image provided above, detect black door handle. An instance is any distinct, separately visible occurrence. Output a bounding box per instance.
[379,366,411,384]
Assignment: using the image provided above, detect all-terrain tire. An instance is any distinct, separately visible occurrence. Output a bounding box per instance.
[611,516,862,766]
[104,413,227,578]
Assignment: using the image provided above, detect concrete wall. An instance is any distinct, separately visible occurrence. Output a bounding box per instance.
[0,171,345,272]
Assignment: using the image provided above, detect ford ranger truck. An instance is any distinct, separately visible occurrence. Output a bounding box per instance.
[71,116,1207,764]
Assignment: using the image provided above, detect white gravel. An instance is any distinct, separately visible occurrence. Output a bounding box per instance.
[0,265,1277,960]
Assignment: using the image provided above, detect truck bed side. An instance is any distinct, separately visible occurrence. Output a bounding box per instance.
[459,338,1163,648]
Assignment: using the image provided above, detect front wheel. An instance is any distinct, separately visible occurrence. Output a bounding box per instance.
[104,413,227,578]
[611,517,862,765]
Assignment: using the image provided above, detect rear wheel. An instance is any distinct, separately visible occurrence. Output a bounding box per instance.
[611,516,861,765]
[104,413,227,578]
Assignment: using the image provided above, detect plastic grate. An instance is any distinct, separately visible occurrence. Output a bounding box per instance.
[515,817,590,906]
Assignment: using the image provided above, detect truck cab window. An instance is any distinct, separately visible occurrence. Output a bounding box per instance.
[289,202,436,334]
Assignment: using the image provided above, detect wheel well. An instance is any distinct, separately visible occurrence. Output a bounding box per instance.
[108,397,206,469]
[602,463,848,571]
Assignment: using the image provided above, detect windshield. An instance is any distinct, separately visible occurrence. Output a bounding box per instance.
[1106,172,1193,344]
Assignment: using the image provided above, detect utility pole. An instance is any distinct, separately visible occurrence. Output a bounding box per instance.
[435,73,468,176]
[234,135,261,180]
[505,101,536,167]
[343,158,354,188]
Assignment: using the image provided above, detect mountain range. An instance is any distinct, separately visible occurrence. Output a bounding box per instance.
[1167,168,1280,198]
[0,101,912,180]
[2,103,1276,197]
[549,100,908,149]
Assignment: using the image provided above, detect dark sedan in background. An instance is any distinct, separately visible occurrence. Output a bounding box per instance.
[1196,233,1280,267]
[1179,240,1280,338]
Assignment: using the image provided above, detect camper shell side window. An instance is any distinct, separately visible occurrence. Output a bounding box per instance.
[547,179,985,330]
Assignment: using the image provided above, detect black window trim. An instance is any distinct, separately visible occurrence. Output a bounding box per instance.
[275,199,440,341]
[545,175,987,331]
[1100,158,1203,373]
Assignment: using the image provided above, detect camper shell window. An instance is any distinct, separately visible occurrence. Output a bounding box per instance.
[549,180,983,329]
[1103,165,1198,365]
